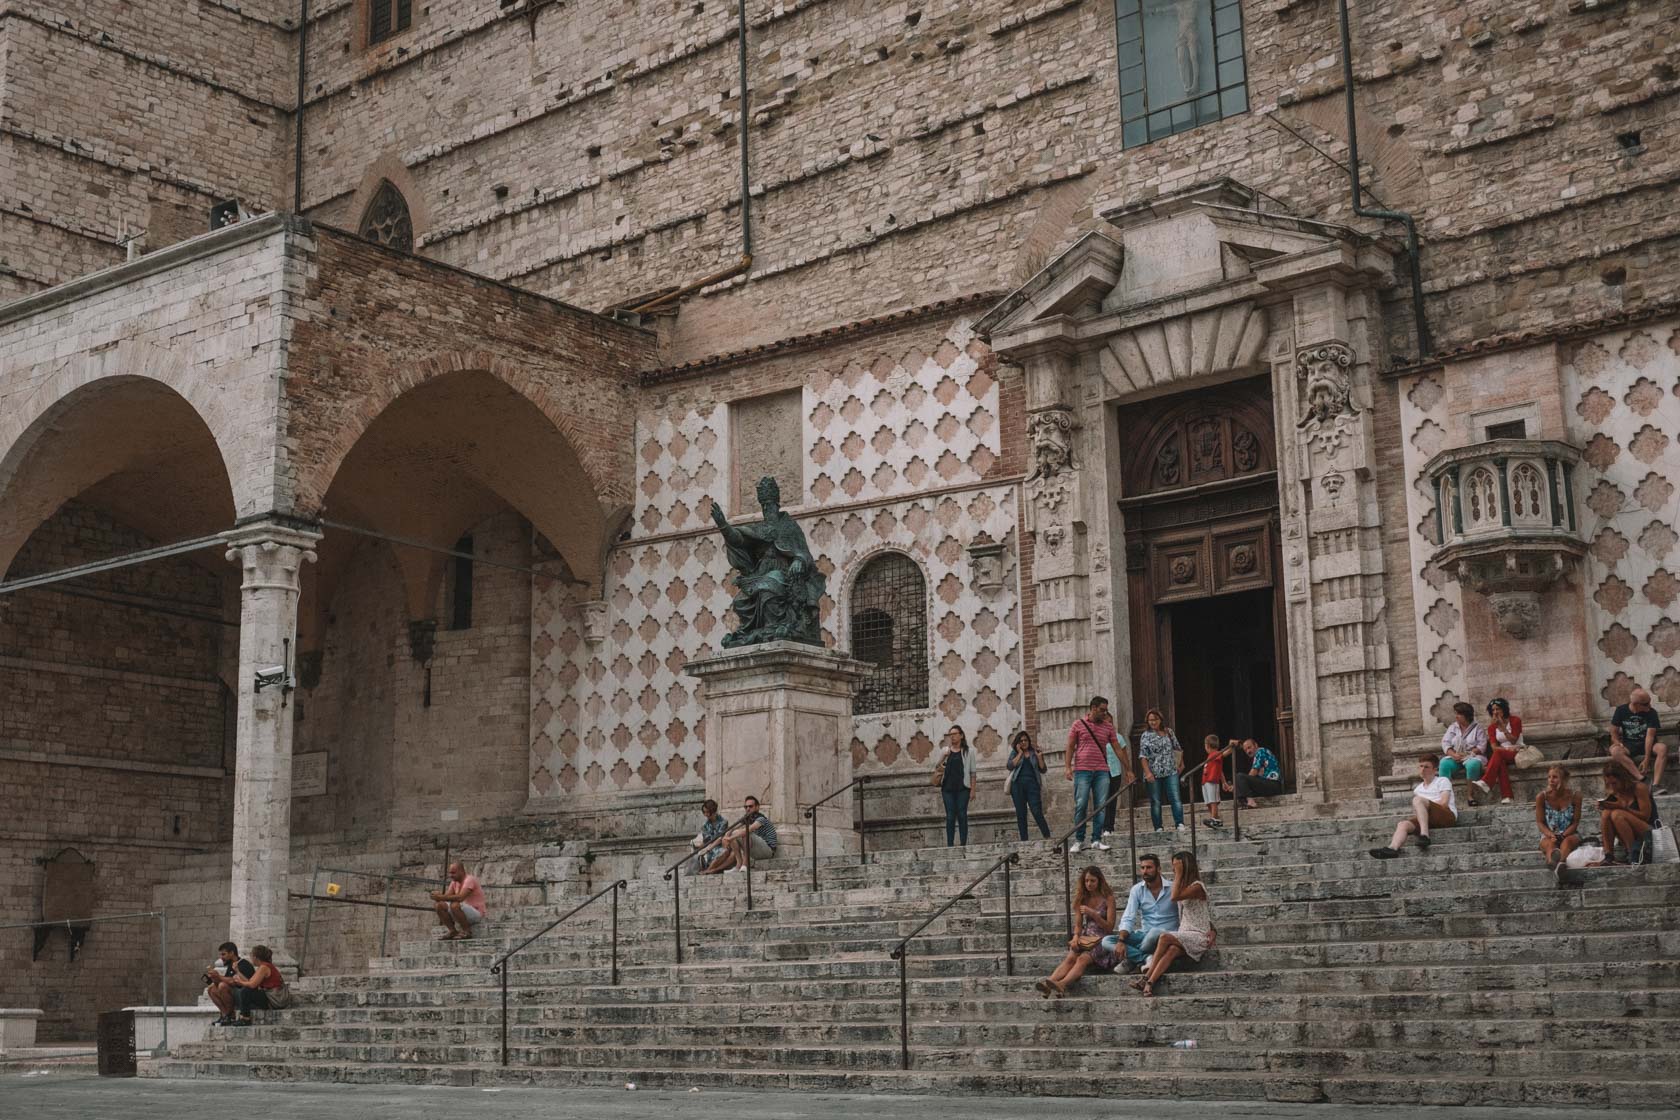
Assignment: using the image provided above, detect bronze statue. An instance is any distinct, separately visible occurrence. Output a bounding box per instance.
[707,476,826,647]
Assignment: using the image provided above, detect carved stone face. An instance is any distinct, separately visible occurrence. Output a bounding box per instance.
[1029,410,1074,477]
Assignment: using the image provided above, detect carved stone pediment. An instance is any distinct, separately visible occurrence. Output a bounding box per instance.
[974,232,1125,340]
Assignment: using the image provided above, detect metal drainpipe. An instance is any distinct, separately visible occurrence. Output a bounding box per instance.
[1337,0,1430,359]
[295,0,309,212]
[736,0,753,260]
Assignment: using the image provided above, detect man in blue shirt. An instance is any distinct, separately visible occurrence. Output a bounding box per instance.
[1111,853,1178,973]
[1237,737,1284,809]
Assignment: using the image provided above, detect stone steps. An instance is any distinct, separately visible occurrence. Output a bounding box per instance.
[147,794,1680,1106]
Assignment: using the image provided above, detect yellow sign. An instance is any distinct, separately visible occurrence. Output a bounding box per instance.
[326,882,341,896]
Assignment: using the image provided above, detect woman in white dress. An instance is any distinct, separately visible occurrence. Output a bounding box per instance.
[1130,849,1214,998]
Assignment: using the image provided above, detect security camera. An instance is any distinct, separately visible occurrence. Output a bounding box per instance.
[254,666,290,691]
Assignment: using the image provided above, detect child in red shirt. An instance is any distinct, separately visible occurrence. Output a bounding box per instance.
[1200,736,1234,828]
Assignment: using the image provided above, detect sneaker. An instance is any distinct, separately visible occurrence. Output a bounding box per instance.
[1175,823,1187,833]
[1500,797,1513,805]
[1143,955,1154,972]
[1119,959,1138,975]
[1205,817,1223,829]
[1102,831,1116,839]
[1093,840,1112,851]
[1472,779,1491,794]
[1068,841,1081,854]
[1369,847,1400,859]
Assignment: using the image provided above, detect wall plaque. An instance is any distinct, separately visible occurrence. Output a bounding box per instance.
[293,752,328,798]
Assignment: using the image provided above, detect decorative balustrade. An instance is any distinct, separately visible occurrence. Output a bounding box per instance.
[1423,439,1585,638]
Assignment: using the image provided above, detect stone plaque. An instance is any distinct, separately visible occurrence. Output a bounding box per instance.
[293,752,328,798]
[731,389,804,514]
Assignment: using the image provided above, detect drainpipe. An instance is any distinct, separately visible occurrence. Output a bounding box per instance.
[1337,0,1430,358]
[295,0,309,212]
[629,1,753,315]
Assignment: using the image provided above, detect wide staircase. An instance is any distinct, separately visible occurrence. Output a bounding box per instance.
[146,798,1680,1108]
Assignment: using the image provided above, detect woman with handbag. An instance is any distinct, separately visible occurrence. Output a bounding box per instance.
[1006,729,1052,840]
[228,944,292,1024]
[932,726,977,846]
[1138,708,1185,833]
[1035,865,1116,998]
[1482,698,1525,805]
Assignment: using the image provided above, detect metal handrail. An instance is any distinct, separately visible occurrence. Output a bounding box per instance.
[299,864,546,977]
[802,774,870,892]
[487,878,627,1067]
[0,911,169,1053]
[887,850,1019,1071]
[659,809,760,964]
[1051,774,1140,938]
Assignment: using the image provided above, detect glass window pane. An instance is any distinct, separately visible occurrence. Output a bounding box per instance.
[1218,58,1244,89]
[1121,64,1145,95]
[1118,39,1143,69]
[1220,85,1248,118]
[1217,30,1243,62]
[1116,12,1141,42]
[1148,111,1173,140]
[1196,93,1220,122]
[1214,3,1241,35]
[1123,118,1148,148]
[1121,91,1145,120]
[1171,102,1193,129]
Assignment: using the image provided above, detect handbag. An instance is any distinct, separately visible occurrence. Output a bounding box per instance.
[1652,826,1679,865]
[1514,743,1544,769]
[931,757,946,787]
[266,984,296,1010]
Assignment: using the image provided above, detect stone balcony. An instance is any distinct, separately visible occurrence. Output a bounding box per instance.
[1423,438,1586,638]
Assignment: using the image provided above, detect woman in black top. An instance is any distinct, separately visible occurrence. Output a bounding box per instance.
[932,727,977,846]
[1007,730,1051,840]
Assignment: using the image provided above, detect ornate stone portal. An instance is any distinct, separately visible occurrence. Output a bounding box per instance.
[978,178,1401,801]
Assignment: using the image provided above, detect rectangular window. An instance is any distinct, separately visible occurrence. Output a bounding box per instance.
[447,535,474,630]
[369,0,413,45]
[1115,0,1248,149]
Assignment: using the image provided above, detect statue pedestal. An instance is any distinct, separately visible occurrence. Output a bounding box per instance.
[686,641,868,855]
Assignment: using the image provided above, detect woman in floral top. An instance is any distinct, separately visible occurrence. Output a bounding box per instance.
[1137,708,1185,832]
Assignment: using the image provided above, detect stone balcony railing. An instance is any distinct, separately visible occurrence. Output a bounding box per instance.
[1422,438,1586,638]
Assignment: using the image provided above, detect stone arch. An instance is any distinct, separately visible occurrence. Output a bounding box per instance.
[845,548,931,715]
[359,181,415,253]
[0,349,240,577]
[346,153,431,245]
[308,363,612,618]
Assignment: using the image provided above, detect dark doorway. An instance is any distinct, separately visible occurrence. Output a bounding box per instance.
[1164,588,1279,778]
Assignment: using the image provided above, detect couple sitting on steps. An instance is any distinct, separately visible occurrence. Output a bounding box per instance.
[1036,851,1215,1000]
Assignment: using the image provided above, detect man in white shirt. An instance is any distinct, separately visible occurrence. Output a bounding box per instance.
[1112,853,1178,974]
[1369,754,1457,859]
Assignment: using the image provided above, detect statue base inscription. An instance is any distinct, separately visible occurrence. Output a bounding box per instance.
[686,641,868,855]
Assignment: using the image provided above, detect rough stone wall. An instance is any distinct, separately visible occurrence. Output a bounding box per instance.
[0,503,232,1041]
[528,312,1029,804]
[274,0,1680,366]
[293,511,534,838]
[0,2,294,298]
[1565,317,1680,714]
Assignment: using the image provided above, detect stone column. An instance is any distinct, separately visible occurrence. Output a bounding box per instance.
[222,519,320,958]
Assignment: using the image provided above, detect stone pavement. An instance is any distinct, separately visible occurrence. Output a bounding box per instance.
[3,1073,1661,1120]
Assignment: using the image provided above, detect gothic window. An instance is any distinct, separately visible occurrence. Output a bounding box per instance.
[358,181,414,252]
[369,0,412,45]
[1509,462,1548,524]
[446,535,474,630]
[1466,467,1500,529]
[1115,0,1248,149]
[849,552,928,715]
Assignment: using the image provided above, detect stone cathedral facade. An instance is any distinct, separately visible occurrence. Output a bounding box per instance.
[1,0,1678,1036]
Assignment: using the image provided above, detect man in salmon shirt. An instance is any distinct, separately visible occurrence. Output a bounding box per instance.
[431,861,488,941]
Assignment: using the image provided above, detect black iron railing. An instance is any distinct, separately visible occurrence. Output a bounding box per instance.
[659,809,759,964]
[487,878,625,1066]
[1051,775,1141,937]
[802,775,870,892]
[887,849,1019,1071]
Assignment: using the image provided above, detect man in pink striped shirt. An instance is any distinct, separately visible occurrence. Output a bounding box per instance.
[1065,696,1122,853]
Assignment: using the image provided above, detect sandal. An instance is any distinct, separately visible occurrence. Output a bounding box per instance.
[1141,981,1155,998]
[1035,980,1053,998]
[1129,977,1146,992]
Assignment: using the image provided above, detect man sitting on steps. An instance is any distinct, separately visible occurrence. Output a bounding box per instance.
[1609,688,1669,792]
[203,941,254,1027]
[1370,755,1457,859]
[705,795,778,873]
[431,862,489,941]
[1111,853,1179,975]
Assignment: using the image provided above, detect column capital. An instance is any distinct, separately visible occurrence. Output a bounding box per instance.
[221,518,321,590]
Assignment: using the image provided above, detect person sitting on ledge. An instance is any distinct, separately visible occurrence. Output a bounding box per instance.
[1536,764,1583,880]
[1482,698,1524,805]
[1113,852,1178,975]
[1590,765,1654,867]
[705,795,778,873]
[1370,754,1457,859]
[1036,865,1116,998]
[1236,738,1283,809]
[431,861,489,941]
[1608,688,1669,792]
[228,944,290,1025]
[203,940,254,1027]
[1439,702,1490,804]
